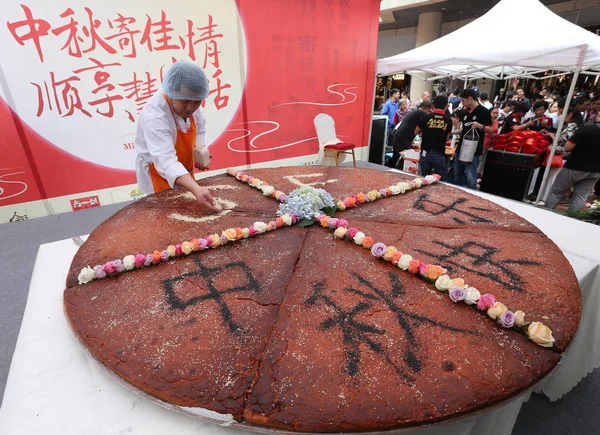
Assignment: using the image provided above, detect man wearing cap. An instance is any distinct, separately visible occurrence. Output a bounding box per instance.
[134,61,220,212]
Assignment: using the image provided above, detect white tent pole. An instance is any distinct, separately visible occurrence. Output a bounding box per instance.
[534,69,578,204]
[536,45,588,205]
[535,62,587,204]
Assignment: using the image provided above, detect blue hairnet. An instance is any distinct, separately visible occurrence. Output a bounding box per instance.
[162,61,209,101]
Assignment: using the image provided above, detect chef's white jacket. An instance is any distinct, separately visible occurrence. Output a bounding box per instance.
[135,91,207,194]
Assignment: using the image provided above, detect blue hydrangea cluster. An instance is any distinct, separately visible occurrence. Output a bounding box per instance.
[277,186,334,220]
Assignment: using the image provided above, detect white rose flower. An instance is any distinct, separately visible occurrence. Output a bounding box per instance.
[123,255,136,271]
[397,182,410,193]
[281,214,293,226]
[413,178,423,188]
[241,228,251,238]
[389,185,401,195]
[226,167,237,176]
[78,266,95,284]
[424,175,437,184]
[397,254,413,270]
[464,287,481,305]
[353,232,366,245]
[253,222,268,234]
[435,275,454,292]
[261,185,275,196]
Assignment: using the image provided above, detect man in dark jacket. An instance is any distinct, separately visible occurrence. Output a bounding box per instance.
[415,95,452,177]
[390,102,432,168]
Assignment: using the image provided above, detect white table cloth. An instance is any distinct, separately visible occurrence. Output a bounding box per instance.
[1,180,599,435]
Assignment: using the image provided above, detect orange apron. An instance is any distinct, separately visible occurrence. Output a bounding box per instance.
[148,94,196,193]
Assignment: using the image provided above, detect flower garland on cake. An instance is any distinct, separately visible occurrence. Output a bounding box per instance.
[78,167,555,349]
[226,167,287,202]
[77,215,296,285]
[335,174,441,211]
[316,214,556,350]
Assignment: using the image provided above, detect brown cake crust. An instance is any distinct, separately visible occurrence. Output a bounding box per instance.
[64,166,580,432]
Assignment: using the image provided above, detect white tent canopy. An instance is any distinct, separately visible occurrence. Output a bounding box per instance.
[377,0,600,79]
[376,0,600,206]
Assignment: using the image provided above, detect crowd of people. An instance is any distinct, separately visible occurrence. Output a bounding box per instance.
[381,84,600,211]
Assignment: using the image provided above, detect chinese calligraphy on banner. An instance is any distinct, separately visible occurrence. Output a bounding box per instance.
[0,0,380,222]
[2,1,243,169]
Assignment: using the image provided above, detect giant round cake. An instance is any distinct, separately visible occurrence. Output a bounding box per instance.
[64,166,580,433]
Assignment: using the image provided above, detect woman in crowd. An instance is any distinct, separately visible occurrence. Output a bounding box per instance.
[528,101,553,132]
[394,99,410,125]
[477,107,500,178]
[401,91,412,111]
[494,88,506,104]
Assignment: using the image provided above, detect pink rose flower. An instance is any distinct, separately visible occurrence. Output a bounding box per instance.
[204,236,213,247]
[348,227,358,238]
[477,293,496,311]
[249,225,258,236]
[418,261,427,276]
[103,262,116,274]
[337,219,348,228]
[175,244,183,256]
[134,253,146,268]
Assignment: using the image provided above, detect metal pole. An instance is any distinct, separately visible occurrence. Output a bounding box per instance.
[536,44,588,205]
[535,68,580,204]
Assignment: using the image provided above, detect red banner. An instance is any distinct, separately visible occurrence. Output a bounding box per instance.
[0,0,379,209]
